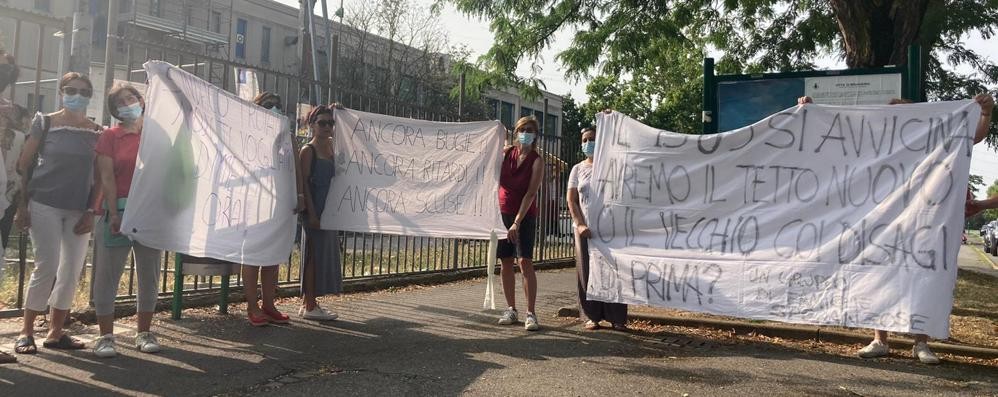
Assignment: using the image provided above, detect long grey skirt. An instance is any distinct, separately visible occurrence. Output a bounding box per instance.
[575,232,628,325]
[301,227,343,296]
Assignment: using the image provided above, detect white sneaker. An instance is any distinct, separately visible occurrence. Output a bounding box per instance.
[857,340,889,358]
[135,332,161,354]
[913,342,940,364]
[301,306,339,321]
[498,307,518,325]
[93,334,117,358]
[524,313,539,331]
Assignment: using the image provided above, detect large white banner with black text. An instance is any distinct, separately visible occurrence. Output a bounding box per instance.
[122,61,298,266]
[322,108,506,239]
[587,101,978,338]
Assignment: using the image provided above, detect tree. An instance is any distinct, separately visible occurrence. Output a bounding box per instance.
[969,174,985,195]
[445,0,998,136]
[342,0,454,111]
[560,95,589,162]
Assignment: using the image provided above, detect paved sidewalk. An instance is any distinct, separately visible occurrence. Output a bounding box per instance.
[1,268,996,396]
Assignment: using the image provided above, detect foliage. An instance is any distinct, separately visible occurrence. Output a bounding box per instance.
[444,0,998,135]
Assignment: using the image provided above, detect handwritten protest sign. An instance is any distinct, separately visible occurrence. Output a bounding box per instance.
[321,108,506,239]
[586,101,978,338]
[121,61,297,266]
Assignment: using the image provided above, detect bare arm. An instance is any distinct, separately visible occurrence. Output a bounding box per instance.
[567,188,585,227]
[973,94,994,144]
[298,145,318,225]
[15,134,40,208]
[514,155,545,225]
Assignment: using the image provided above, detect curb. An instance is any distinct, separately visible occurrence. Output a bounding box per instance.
[970,245,998,271]
[557,306,998,360]
[55,259,575,323]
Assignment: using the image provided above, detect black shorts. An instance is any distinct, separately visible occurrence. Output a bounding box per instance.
[498,214,536,259]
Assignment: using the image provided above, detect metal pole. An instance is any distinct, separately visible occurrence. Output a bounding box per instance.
[320,0,333,102]
[69,0,93,74]
[701,57,715,134]
[305,0,322,104]
[32,26,45,113]
[458,72,465,121]
[102,0,120,125]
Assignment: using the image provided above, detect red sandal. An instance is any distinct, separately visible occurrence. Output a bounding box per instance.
[248,311,269,327]
[263,308,290,325]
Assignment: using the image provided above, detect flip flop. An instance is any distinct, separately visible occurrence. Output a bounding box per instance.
[14,336,36,354]
[583,320,600,330]
[612,323,629,332]
[42,334,85,350]
[0,351,16,363]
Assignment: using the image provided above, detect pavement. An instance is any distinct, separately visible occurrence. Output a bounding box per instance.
[0,262,996,395]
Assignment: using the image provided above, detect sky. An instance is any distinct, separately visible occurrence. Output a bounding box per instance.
[282,0,998,195]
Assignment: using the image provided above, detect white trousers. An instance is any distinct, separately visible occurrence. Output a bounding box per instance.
[24,200,90,312]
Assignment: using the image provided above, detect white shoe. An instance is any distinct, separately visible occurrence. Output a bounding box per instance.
[857,340,889,358]
[913,342,940,364]
[135,332,161,354]
[524,313,539,331]
[498,307,518,325]
[93,334,117,358]
[301,306,338,321]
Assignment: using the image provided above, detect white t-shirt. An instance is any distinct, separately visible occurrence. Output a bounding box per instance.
[567,161,594,225]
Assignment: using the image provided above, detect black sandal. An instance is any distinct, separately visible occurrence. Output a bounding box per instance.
[14,336,36,354]
[42,334,85,350]
[0,351,16,363]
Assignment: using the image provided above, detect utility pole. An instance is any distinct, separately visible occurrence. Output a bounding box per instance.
[69,0,93,74]
[102,0,120,125]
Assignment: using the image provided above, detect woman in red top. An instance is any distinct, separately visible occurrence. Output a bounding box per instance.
[497,116,545,331]
[91,84,164,357]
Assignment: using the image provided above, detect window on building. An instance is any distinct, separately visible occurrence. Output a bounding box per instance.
[235,18,247,59]
[486,99,499,121]
[261,26,271,63]
[400,76,416,102]
[150,0,161,17]
[211,11,222,33]
[34,0,50,12]
[500,102,514,130]
[534,110,545,132]
[546,114,558,137]
[521,106,532,118]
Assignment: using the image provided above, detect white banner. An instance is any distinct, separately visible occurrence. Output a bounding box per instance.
[587,101,978,338]
[121,61,298,266]
[322,108,506,239]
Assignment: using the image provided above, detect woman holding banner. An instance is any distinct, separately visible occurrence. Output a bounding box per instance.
[497,116,545,331]
[13,72,101,354]
[91,84,165,357]
[798,93,995,365]
[298,104,341,321]
[567,126,628,331]
[238,92,294,327]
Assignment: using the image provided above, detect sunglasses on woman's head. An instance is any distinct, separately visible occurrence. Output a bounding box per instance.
[316,120,334,128]
[263,102,281,109]
[62,87,93,98]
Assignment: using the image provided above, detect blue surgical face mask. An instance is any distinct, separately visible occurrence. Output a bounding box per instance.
[581,141,595,157]
[269,106,281,114]
[62,94,90,112]
[116,102,143,121]
[518,132,536,145]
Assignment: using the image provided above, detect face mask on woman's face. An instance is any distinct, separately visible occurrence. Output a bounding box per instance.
[116,102,143,121]
[518,132,536,145]
[62,94,89,112]
[269,106,281,114]
[581,141,595,157]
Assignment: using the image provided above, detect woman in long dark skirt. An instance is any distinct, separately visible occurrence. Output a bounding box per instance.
[298,104,342,321]
[566,126,627,331]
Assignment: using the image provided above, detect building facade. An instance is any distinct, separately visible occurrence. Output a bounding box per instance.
[0,0,562,136]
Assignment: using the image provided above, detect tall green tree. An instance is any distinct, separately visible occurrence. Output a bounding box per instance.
[445,0,998,137]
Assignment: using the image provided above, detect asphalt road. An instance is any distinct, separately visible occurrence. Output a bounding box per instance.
[1,254,995,396]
